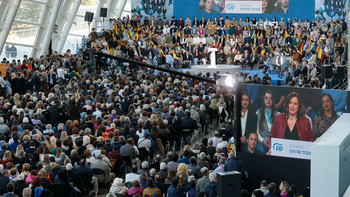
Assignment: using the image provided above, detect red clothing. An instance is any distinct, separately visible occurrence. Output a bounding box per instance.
[269,114,314,146]
[108,151,124,166]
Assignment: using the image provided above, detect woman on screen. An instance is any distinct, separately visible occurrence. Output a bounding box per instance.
[270,92,313,142]
[312,94,339,139]
[257,90,278,153]
[239,91,257,145]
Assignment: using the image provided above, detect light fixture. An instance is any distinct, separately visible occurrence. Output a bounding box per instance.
[216,74,236,88]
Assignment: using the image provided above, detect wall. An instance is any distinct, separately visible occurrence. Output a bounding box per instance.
[174,0,315,21]
[237,152,310,194]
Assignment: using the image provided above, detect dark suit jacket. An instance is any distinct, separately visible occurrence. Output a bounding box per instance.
[0,176,10,195]
[223,158,245,175]
[3,192,18,197]
[47,74,57,86]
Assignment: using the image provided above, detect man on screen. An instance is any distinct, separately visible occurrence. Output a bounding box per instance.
[244,133,263,155]
[272,0,289,14]
[199,0,218,13]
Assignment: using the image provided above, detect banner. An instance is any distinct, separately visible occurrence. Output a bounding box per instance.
[315,0,349,22]
[271,138,313,160]
[199,0,289,14]
[224,1,262,14]
[131,0,174,20]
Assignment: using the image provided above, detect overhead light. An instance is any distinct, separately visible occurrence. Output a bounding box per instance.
[216,74,236,88]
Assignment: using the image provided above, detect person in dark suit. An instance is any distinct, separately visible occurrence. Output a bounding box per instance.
[272,0,289,14]
[223,153,245,175]
[181,111,196,133]
[31,71,41,92]
[75,159,99,194]
[172,34,180,44]
[182,51,193,67]
[0,170,10,196]
[47,69,57,89]
[13,174,28,197]
[265,182,277,197]
[3,183,18,197]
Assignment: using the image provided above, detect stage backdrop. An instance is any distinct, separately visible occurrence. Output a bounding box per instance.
[131,0,349,22]
[173,0,314,21]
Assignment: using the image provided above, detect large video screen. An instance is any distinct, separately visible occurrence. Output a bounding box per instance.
[239,84,348,156]
[199,0,290,14]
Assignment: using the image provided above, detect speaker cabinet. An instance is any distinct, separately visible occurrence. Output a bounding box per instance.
[84,11,94,22]
[217,171,241,197]
[100,8,107,17]
[321,65,333,79]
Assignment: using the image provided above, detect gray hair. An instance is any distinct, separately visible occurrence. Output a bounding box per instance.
[209,172,216,182]
[22,188,32,197]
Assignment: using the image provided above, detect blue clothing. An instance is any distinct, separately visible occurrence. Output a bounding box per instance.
[9,142,21,152]
[167,185,185,197]
[204,182,217,197]
[178,157,190,165]
[223,158,245,175]
[187,188,196,197]
[264,192,277,197]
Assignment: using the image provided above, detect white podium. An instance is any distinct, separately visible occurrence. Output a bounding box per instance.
[208,48,218,68]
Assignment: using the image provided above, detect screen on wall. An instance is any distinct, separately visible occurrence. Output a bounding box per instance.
[131,0,174,20]
[199,0,289,14]
[238,84,348,158]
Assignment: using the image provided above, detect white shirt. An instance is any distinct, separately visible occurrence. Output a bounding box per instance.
[241,110,248,136]
[57,68,65,79]
[193,37,200,45]
[137,137,151,151]
[125,172,140,183]
[92,110,102,118]
[199,37,206,45]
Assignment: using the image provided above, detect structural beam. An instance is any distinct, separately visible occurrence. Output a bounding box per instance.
[0,0,21,55]
[0,0,10,28]
[56,0,82,54]
[91,0,104,30]
[93,51,216,84]
[53,0,72,50]
[108,0,119,19]
[115,0,127,18]
[39,0,62,56]
[32,0,54,57]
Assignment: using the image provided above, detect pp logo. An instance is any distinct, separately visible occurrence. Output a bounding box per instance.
[273,143,283,152]
[226,4,235,10]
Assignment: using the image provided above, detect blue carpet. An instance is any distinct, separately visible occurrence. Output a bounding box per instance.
[154,67,285,85]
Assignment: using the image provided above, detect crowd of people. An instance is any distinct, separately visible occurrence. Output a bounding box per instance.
[0,13,341,197]
[98,14,348,89]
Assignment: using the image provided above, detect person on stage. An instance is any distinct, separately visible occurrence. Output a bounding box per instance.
[269,92,313,143]
[312,93,339,140]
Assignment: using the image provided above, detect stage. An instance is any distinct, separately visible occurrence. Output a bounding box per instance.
[177,67,285,85]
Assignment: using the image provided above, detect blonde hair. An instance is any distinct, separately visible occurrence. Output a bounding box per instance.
[177,163,187,176]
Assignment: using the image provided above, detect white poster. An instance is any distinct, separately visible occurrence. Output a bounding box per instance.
[271,138,313,160]
[224,1,262,14]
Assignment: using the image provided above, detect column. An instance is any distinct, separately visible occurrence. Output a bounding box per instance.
[40,0,62,56]
[52,0,72,50]
[0,0,21,55]
[56,0,82,54]
[115,0,127,18]
[91,0,104,30]
[108,0,119,19]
